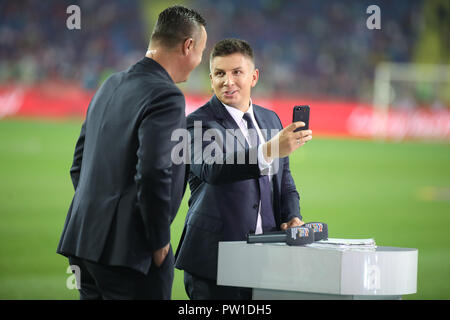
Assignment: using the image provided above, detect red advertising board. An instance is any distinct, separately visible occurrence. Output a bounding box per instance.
[1,84,449,141]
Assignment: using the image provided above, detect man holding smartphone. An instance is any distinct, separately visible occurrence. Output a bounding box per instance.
[175,38,312,299]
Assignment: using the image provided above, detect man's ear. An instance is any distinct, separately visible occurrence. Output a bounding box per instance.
[251,68,259,87]
[209,73,214,89]
[182,38,194,56]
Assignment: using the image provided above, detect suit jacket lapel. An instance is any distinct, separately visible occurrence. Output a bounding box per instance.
[209,95,246,148]
[253,105,273,141]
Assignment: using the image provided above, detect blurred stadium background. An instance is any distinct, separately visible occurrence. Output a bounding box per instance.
[0,0,449,299]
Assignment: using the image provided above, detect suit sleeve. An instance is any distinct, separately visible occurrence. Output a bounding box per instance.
[135,86,185,253]
[187,114,261,185]
[69,120,86,190]
[274,113,302,222]
[280,156,302,222]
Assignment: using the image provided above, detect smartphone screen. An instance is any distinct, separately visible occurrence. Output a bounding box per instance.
[293,105,310,132]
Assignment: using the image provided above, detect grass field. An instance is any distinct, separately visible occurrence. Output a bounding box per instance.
[0,118,449,300]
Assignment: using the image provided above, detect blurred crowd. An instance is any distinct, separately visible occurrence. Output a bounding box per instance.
[0,0,145,89]
[1,0,437,105]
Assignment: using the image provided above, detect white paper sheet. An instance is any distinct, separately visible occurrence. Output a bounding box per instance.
[305,238,377,251]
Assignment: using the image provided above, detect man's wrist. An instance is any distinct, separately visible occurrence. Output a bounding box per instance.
[262,142,273,163]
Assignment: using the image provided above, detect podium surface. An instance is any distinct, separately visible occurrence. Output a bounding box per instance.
[217,241,418,300]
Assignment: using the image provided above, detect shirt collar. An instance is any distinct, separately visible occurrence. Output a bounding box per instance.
[221,98,254,125]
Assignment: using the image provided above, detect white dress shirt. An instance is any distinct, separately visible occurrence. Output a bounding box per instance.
[221,100,273,234]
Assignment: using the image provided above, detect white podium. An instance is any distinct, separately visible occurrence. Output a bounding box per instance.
[217,241,418,300]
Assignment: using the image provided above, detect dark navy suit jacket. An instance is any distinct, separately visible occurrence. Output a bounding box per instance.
[57,57,187,275]
[175,95,301,280]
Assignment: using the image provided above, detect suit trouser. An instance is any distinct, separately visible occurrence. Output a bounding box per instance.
[184,271,252,300]
[67,246,174,300]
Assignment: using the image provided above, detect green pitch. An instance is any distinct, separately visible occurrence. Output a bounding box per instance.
[0,119,449,299]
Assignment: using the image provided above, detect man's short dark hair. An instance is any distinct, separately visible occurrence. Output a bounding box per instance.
[150,5,206,48]
[210,38,255,66]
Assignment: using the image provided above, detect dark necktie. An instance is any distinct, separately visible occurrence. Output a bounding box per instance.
[242,113,276,231]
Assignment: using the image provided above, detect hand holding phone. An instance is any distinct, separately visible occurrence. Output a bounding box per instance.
[262,106,312,161]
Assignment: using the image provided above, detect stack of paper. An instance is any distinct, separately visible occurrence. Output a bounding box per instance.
[306,238,377,251]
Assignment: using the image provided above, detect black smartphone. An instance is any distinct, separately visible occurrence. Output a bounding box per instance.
[293,105,310,132]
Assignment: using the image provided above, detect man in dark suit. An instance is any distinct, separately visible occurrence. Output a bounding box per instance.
[57,6,207,300]
[175,39,313,299]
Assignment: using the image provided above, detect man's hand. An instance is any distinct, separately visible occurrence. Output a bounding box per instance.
[280,217,305,231]
[262,122,312,161]
[152,243,170,267]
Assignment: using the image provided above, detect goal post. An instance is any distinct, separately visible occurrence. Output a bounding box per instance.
[372,62,450,140]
